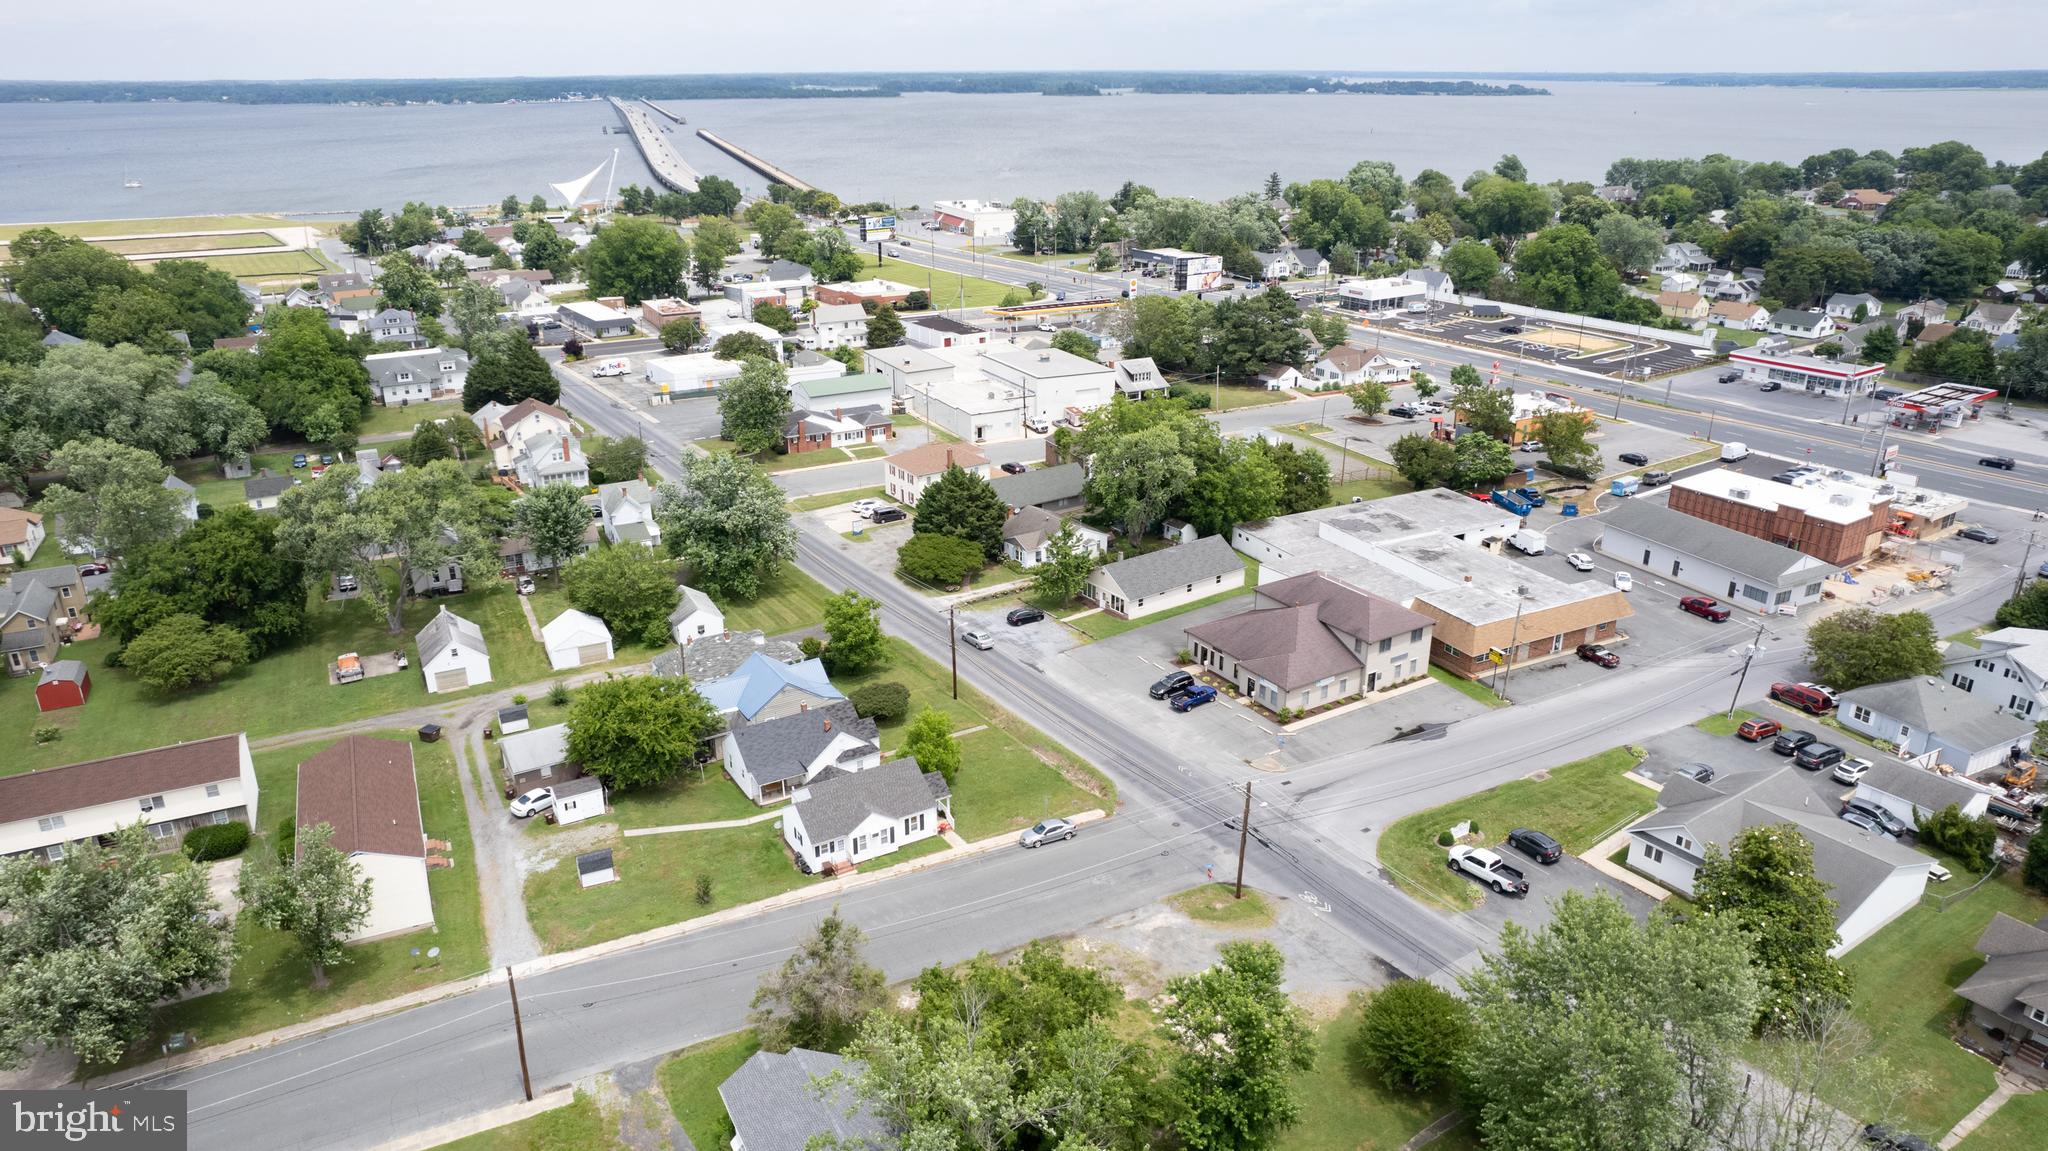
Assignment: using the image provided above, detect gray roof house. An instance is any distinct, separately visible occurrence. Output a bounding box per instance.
[1955,913,2048,1076]
[652,628,804,682]
[990,462,1087,512]
[1850,759,1997,827]
[718,1048,885,1151]
[364,347,469,405]
[1624,764,1933,953]
[783,756,952,869]
[1111,356,1167,398]
[243,469,295,509]
[1768,308,1835,338]
[363,308,425,347]
[1185,572,1434,713]
[1596,499,1837,613]
[1824,292,1883,321]
[498,722,571,790]
[416,605,490,694]
[1084,535,1244,620]
[723,700,880,803]
[1837,677,2036,775]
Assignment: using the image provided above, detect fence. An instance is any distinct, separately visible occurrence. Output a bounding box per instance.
[1452,294,1717,350]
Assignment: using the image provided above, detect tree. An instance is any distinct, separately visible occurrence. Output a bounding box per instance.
[1805,607,1939,691]
[565,675,721,791]
[1356,980,1470,1093]
[564,545,680,647]
[1460,890,1758,1151]
[1257,439,1331,513]
[718,357,792,455]
[1512,224,1625,315]
[1208,287,1310,379]
[514,484,592,579]
[0,825,234,1068]
[1695,824,1852,1027]
[750,302,796,334]
[520,229,574,277]
[1411,370,1439,399]
[712,330,778,363]
[1452,374,1517,441]
[745,201,804,258]
[821,588,885,674]
[585,433,649,485]
[1860,324,1900,364]
[239,822,372,989]
[660,317,704,352]
[865,305,905,350]
[1348,379,1391,417]
[462,330,558,410]
[38,438,187,558]
[1264,171,1283,200]
[1051,329,1100,361]
[1391,433,1457,489]
[528,194,548,215]
[1441,239,1502,295]
[0,298,46,367]
[216,305,373,441]
[1031,525,1097,604]
[1907,326,1999,386]
[1164,940,1314,1151]
[1463,176,1554,244]
[896,531,985,587]
[2027,829,2048,895]
[91,507,307,658]
[148,259,255,348]
[8,228,143,335]
[749,910,887,1054]
[655,452,797,599]
[913,464,1008,561]
[1451,433,1515,490]
[374,254,442,318]
[692,216,744,291]
[1998,581,2048,631]
[1594,213,1664,275]
[1493,153,1528,182]
[1916,803,1998,873]
[1085,423,1197,540]
[1534,410,1602,477]
[120,612,252,691]
[404,419,455,466]
[447,279,506,350]
[903,706,961,783]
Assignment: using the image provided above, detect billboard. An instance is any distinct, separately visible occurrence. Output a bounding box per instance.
[860,215,897,242]
[1183,254,1224,293]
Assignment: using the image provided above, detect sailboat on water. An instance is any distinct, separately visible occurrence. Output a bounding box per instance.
[122,171,142,189]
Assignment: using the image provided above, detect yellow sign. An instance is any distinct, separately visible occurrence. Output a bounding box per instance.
[1486,649,1506,665]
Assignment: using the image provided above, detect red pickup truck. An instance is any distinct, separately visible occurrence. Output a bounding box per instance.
[1679,596,1733,622]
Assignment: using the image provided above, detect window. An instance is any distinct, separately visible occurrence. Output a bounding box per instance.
[149,822,174,841]
[2011,696,2036,717]
[37,815,64,833]
[1851,704,1872,724]
[1550,634,1564,654]
[1377,637,1392,653]
[1742,584,1769,603]
[1645,845,1665,863]
[210,811,231,826]
[1411,628,1424,643]
[139,795,167,812]
[904,813,925,834]
[2030,1005,2048,1026]
[205,783,221,798]
[396,371,413,383]
[1953,674,1976,692]
[46,843,65,862]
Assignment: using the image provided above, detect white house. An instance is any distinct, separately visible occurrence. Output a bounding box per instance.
[1825,293,1884,322]
[549,776,606,825]
[1963,303,2024,337]
[724,700,880,804]
[1111,356,1170,399]
[365,347,469,406]
[1837,677,2036,774]
[475,398,575,472]
[513,433,590,489]
[296,735,433,942]
[597,479,661,547]
[1851,760,1996,828]
[801,303,869,350]
[1000,507,1110,568]
[1944,627,2048,718]
[1085,535,1244,620]
[884,442,990,506]
[164,476,200,522]
[669,584,724,645]
[981,346,1115,426]
[1255,363,1305,391]
[417,606,491,693]
[0,732,258,862]
[1625,765,1933,954]
[781,756,951,869]
[1653,242,1715,274]
[1312,346,1372,388]
[542,608,614,671]
[1768,308,1837,339]
[0,508,45,566]
[243,470,294,511]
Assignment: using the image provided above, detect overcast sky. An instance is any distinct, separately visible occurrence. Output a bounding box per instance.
[6,0,2044,80]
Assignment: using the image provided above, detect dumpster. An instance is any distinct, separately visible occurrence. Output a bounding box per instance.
[1562,502,1579,517]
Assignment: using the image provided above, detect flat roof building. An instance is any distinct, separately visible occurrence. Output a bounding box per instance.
[1727,350,1885,397]
[1668,467,1892,566]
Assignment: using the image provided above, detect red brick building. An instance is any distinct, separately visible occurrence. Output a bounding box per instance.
[1667,469,1889,566]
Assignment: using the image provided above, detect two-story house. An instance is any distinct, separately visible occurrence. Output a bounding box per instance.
[0,508,47,566]
[0,732,259,861]
[884,443,990,506]
[365,347,470,406]
[596,479,662,547]
[722,700,880,804]
[363,308,426,348]
[800,303,869,351]
[474,398,576,472]
[1184,572,1434,714]
[0,567,85,676]
[1944,627,2048,718]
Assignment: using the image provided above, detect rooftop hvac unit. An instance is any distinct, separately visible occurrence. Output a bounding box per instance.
[1729,488,1750,499]
[1829,493,1855,506]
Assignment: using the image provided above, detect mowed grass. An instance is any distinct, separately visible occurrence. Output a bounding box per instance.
[1828,873,2048,1138]
[1695,707,1760,737]
[714,565,836,636]
[1427,666,1506,708]
[1378,746,1653,911]
[694,439,858,471]
[1066,557,1258,643]
[148,730,486,1059]
[98,231,281,256]
[788,485,885,513]
[523,823,815,953]
[1167,883,1276,928]
[865,255,1016,309]
[0,213,294,244]
[1182,383,1294,410]
[1275,994,1478,1151]
[157,250,333,278]
[658,1032,761,1151]
[432,1091,619,1151]
[1956,1089,2048,1151]
[360,400,462,439]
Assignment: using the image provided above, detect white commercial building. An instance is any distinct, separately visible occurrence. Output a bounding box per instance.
[981,346,1115,427]
[557,300,636,338]
[1335,276,1429,312]
[646,352,747,394]
[1130,248,1224,292]
[931,199,1016,238]
[1596,499,1836,615]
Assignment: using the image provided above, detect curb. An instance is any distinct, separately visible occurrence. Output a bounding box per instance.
[368,1085,578,1151]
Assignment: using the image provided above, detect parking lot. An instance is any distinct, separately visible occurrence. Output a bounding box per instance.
[1371,302,1710,381]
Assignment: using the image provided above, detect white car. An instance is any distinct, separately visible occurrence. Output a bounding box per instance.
[849,498,885,518]
[1831,757,1875,785]
[1613,571,1634,592]
[1566,552,1595,572]
[509,787,554,819]
[516,575,535,595]
[1036,321,1058,333]
[1517,440,1544,453]
[961,629,994,650]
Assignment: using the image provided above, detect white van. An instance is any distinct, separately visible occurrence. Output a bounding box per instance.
[1508,528,1547,556]
[1720,442,1750,462]
[592,358,631,378]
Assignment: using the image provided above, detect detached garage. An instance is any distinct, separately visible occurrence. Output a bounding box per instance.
[35,659,90,711]
[542,608,614,671]
[417,606,491,694]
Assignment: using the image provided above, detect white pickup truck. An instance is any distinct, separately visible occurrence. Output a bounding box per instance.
[1447,845,1529,897]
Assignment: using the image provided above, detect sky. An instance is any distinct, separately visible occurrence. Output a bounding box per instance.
[6,0,2046,80]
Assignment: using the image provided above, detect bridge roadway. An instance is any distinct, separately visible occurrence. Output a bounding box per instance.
[606,97,700,194]
[694,128,815,193]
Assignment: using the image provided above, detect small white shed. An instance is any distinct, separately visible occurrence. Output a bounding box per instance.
[576,848,616,887]
[551,775,606,825]
[542,608,614,671]
[416,606,491,694]
[670,584,725,645]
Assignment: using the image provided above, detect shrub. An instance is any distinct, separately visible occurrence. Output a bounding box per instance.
[181,820,251,862]
[897,532,985,587]
[1437,831,1455,847]
[548,680,570,706]
[275,817,298,864]
[511,693,529,705]
[1917,803,1998,872]
[1354,980,1471,1092]
[1167,384,1213,409]
[849,681,912,722]
[2026,830,2048,895]
[31,726,60,746]
[799,635,824,660]
[695,873,714,906]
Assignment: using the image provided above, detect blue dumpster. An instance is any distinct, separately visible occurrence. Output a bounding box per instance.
[1561,502,1579,517]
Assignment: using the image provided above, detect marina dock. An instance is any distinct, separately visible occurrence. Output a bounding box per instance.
[607,97,700,194]
[694,129,816,194]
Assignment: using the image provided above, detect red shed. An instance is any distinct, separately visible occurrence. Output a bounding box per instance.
[35,659,90,711]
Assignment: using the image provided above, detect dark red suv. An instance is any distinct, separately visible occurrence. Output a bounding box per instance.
[1679,596,1733,622]
[1770,682,1834,715]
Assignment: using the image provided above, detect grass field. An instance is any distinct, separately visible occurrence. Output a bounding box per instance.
[1066,565,1257,643]
[1426,665,1507,709]
[1168,884,1276,928]
[1378,746,1652,911]
[148,730,486,1060]
[865,255,1016,309]
[788,485,886,513]
[0,214,294,244]
[1276,995,1478,1151]
[659,1032,760,1151]
[97,231,281,256]
[433,1091,618,1151]
[1956,1089,2048,1151]
[1179,382,1294,410]
[694,439,859,472]
[154,250,334,278]
[1694,707,1759,737]
[360,400,461,439]
[714,565,837,636]
[1327,475,1413,504]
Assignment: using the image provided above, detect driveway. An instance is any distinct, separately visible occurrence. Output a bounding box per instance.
[1458,851,1662,937]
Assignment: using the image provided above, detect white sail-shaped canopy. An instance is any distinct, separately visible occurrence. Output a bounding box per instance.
[550,159,608,208]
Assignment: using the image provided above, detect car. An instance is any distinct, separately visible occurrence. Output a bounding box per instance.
[1613,571,1634,592]
[1507,828,1564,864]
[1798,681,1840,708]
[1517,440,1544,453]
[1839,808,1888,836]
[1771,730,1818,756]
[1024,417,1051,434]
[75,560,110,576]
[509,787,554,819]
[1000,461,1029,475]
[1736,718,1783,742]
[319,453,334,466]
[1771,470,1807,484]
[1149,670,1196,699]
[870,506,907,524]
[1036,321,1058,333]
[1006,606,1045,626]
[961,629,994,650]
[1959,526,2001,544]
[515,575,535,595]
[291,453,309,468]
[1576,643,1620,668]
[895,237,912,247]
[1019,818,1077,848]
[1618,451,1649,467]
[1169,684,1219,711]
[1640,469,1671,488]
[1979,456,2017,470]
[1770,681,1835,715]
[1515,486,1546,506]
[1387,405,1418,418]
[729,273,753,283]
[334,573,360,593]
[1566,552,1595,572]
[1831,757,1875,784]
[1843,796,1912,838]
[1862,1122,1936,1151]
[1446,844,1529,896]
[1680,596,1732,622]
[2039,559,2048,578]
[1672,761,1718,783]
[1498,324,1525,334]
[309,464,327,478]
[1794,742,1846,771]
[1759,381,1783,392]
[1718,370,1742,383]
[1871,387,1907,402]
[850,498,884,517]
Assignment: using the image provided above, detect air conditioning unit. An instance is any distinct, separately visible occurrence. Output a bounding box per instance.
[1730,488,1751,499]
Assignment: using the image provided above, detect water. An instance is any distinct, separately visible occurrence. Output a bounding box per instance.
[5,81,2048,222]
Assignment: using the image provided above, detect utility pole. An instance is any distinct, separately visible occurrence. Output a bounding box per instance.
[949,603,959,700]
[506,967,533,1102]
[1233,780,1252,899]
[2014,532,2038,602]
[1495,593,1529,702]
[1727,622,1765,718]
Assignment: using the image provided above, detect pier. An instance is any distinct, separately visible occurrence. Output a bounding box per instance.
[639,98,686,125]
[693,129,816,194]
[607,97,700,194]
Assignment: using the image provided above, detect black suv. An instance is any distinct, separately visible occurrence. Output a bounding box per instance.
[1772,730,1818,756]
[1507,828,1563,864]
[870,506,907,524]
[1618,451,1649,467]
[1006,606,1045,626]
[1794,742,1846,771]
[1149,670,1195,699]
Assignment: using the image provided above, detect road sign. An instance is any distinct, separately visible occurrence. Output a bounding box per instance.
[1486,648,1506,666]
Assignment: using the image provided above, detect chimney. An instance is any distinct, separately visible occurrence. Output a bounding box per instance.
[945,449,954,468]
[799,701,809,712]
[1464,575,1473,584]
[823,718,832,732]
[835,407,843,420]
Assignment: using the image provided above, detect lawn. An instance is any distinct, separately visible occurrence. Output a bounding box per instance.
[174,449,301,510]
[788,485,885,513]
[1168,883,1276,928]
[0,214,294,245]
[1378,745,1653,911]
[1065,557,1259,643]
[147,730,487,1059]
[1,582,549,775]
[524,822,818,953]
[1945,627,1985,650]
[1327,475,1412,505]
[1713,326,1765,347]
[1828,872,2048,1137]
[1183,383,1294,410]
[97,231,282,256]
[658,1031,760,1151]
[695,439,857,472]
[1956,1089,2048,1151]
[143,250,334,279]
[610,768,770,829]
[360,400,461,439]
[1695,707,1759,737]
[714,565,837,636]
[1276,995,1477,1151]
[432,1091,618,1151]
[523,586,666,671]
[865,255,1016,309]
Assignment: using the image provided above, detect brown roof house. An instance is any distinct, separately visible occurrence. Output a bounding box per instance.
[884,442,989,507]
[1185,573,1435,715]
[297,735,434,942]
[0,732,257,862]
[1956,912,2048,1081]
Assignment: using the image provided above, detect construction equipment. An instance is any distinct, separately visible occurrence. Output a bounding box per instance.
[2002,758,2037,789]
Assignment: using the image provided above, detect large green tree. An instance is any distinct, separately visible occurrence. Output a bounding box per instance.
[865,305,905,350]
[1355,980,1470,1093]
[1534,410,1602,477]
[1594,213,1664,275]
[1086,422,1197,540]
[565,674,721,791]
[1391,433,1457,489]
[564,545,679,647]
[240,822,373,988]
[585,217,688,303]
[1441,239,1502,295]
[718,357,791,455]
[1165,940,1315,1151]
[913,464,1008,561]
[92,507,307,657]
[655,451,797,599]
[1512,224,1625,315]
[375,253,443,318]
[1031,524,1098,604]
[216,305,373,442]
[748,910,888,1054]
[1804,607,1939,691]
[463,329,559,410]
[820,588,885,675]
[512,483,593,579]
[1451,432,1516,490]
[902,706,961,783]
[1452,372,1517,442]
[38,437,188,558]
[4,341,264,469]
[7,227,142,336]
[1695,824,1852,1027]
